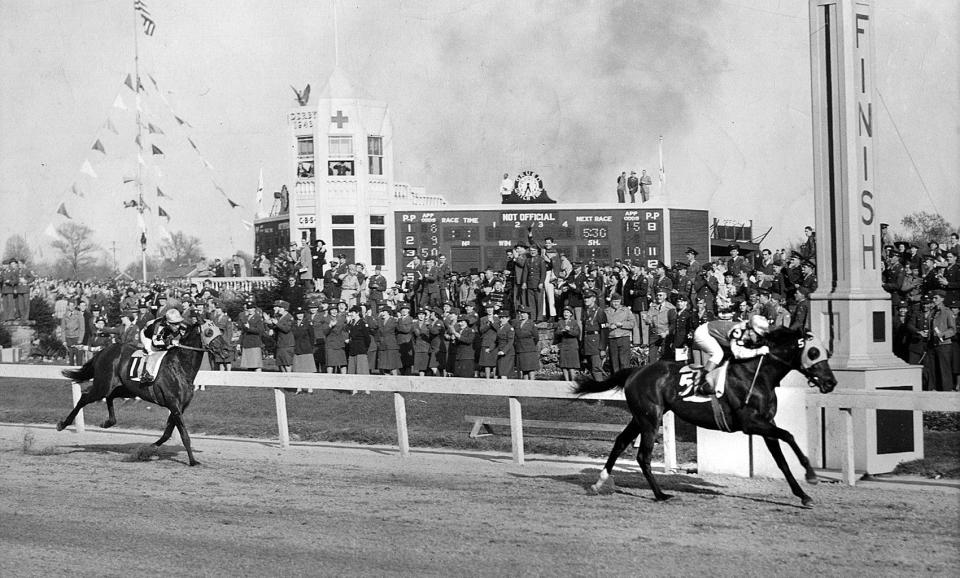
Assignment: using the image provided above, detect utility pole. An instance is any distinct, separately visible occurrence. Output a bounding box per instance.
[133,2,147,283]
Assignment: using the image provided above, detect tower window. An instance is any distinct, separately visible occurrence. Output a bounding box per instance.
[368,136,383,175]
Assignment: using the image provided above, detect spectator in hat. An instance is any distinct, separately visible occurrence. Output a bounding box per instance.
[726,244,752,278]
[790,287,812,332]
[581,290,607,381]
[672,294,696,364]
[306,301,326,371]
[136,299,154,330]
[345,305,371,381]
[61,299,86,365]
[268,300,295,373]
[339,263,361,308]
[892,302,914,364]
[410,309,433,377]
[646,289,676,364]
[395,302,415,374]
[206,300,235,373]
[638,169,653,202]
[495,308,516,379]
[366,265,387,315]
[652,261,673,297]
[291,307,317,386]
[684,247,702,277]
[800,260,818,295]
[616,171,627,203]
[768,293,792,328]
[922,290,956,391]
[555,306,582,380]
[451,314,477,378]
[605,293,635,372]
[904,244,922,272]
[524,246,547,321]
[425,307,445,375]
[800,226,817,261]
[323,304,348,375]
[477,302,501,378]
[376,309,401,375]
[942,251,960,307]
[514,305,540,379]
[237,300,264,371]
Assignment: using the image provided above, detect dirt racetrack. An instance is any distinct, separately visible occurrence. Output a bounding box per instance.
[1,424,957,577]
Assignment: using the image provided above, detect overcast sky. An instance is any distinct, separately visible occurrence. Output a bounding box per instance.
[1,0,956,268]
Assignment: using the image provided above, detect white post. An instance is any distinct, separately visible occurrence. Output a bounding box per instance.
[274,388,289,449]
[842,408,856,486]
[509,397,524,465]
[662,411,677,471]
[70,382,85,434]
[394,392,409,458]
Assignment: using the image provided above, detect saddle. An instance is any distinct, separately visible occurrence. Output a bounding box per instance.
[677,363,728,402]
[128,349,169,382]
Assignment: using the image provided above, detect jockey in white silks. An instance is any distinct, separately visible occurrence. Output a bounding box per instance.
[691,315,770,396]
[137,308,186,383]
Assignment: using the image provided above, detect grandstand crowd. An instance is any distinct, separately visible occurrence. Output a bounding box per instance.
[2,227,957,391]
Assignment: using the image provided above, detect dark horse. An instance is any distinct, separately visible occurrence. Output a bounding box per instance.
[56,323,212,466]
[573,327,837,506]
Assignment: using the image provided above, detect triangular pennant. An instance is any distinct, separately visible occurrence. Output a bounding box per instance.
[187,138,198,150]
[134,134,142,148]
[137,77,145,92]
[44,223,58,238]
[70,183,84,197]
[227,198,240,208]
[80,159,97,178]
[123,176,139,184]
[92,139,105,154]
[151,144,164,156]
[158,206,170,221]
[214,183,226,195]
[156,187,169,199]
[147,123,164,135]
[203,159,214,170]
[148,73,159,91]
[124,74,134,91]
[56,202,71,219]
[174,115,190,127]
[113,94,127,110]
[104,118,119,135]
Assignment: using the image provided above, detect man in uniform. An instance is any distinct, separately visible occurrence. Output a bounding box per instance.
[581,290,607,380]
[604,293,635,373]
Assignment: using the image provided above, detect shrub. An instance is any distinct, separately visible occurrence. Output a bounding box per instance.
[0,325,11,348]
[29,296,58,338]
[35,334,66,358]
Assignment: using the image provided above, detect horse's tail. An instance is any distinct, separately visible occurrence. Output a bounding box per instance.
[61,357,96,383]
[572,368,636,396]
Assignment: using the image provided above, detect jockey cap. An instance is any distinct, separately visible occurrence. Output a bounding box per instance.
[165,309,184,324]
[748,314,770,336]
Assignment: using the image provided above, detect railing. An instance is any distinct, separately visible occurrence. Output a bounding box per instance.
[0,364,676,468]
[186,277,276,293]
[807,391,960,485]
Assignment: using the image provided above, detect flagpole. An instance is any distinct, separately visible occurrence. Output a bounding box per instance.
[658,135,664,199]
[133,1,147,282]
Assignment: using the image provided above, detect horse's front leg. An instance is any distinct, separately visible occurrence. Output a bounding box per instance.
[742,415,819,484]
[102,387,135,429]
[761,436,813,507]
[56,390,100,431]
[170,411,199,466]
[635,419,672,501]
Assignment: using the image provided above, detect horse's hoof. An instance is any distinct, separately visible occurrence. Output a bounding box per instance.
[805,473,820,485]
[100,421,114,429]
[56,422,66,432]
[656,494,674,502]
[801,496,814,508]
[189,460,199,467]
[589,477,616,495]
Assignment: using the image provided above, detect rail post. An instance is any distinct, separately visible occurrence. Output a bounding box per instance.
[509,397,524,465]
[662,411,677,471]
[70,382,85,434]
[273,388,289,448]
[394,392,409,457]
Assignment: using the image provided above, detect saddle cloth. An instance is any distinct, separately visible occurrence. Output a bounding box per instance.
[128,350,169,381]
[678,363,728,403]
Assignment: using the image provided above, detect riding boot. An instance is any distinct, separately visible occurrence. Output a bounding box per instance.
[141,370,154,384]
[695,361,719,396]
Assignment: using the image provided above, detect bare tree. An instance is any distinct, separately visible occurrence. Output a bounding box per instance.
[2,234,32,263]
[51,222,101,279]
[899,211,955,247]
[160,231,204,266]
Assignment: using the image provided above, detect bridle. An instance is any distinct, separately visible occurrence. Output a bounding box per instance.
[761,345,825,389]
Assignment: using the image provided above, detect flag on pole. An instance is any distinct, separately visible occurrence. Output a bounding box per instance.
[56,202,71,219]
[134,134,142,148]
[158,206,170,221]
[256,167,264,218]
[124,74,135,91]
[174,115,190,127]
[148,74,159,91]
[134,0,156,36]
[147,123,164,135]
[80,159,97,178]
[92,139,105,154]
[187,137,198,150]
[70,183,84,197]
[227,198,240,208]
[113,94,127,110]
[657,135,665,197]
[151,144,164,156]
[105,118,119,134]
[123,176,139,184]
[156,187,169,199]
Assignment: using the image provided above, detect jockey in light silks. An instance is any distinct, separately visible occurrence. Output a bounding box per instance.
[690,315,771,396]
[138,308,186,383]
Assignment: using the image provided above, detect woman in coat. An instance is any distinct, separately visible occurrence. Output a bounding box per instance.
[291,307,317,392]
[376,310,401,375]
[495,309,516,379]
[477,303,501,378]
[412,310,433,376]
[513,305,540,380]
[554,306,581,381]
[452,316,477,378]
[323,308,348,373]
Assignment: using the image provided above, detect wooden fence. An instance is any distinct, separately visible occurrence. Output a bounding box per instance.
[0,364,678,468]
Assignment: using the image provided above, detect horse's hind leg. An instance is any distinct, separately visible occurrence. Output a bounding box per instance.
[170,411,199,466]
[635,422,672,501]
[761,437,813,507]
[591,419,642,494]
[154,414,176,447]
